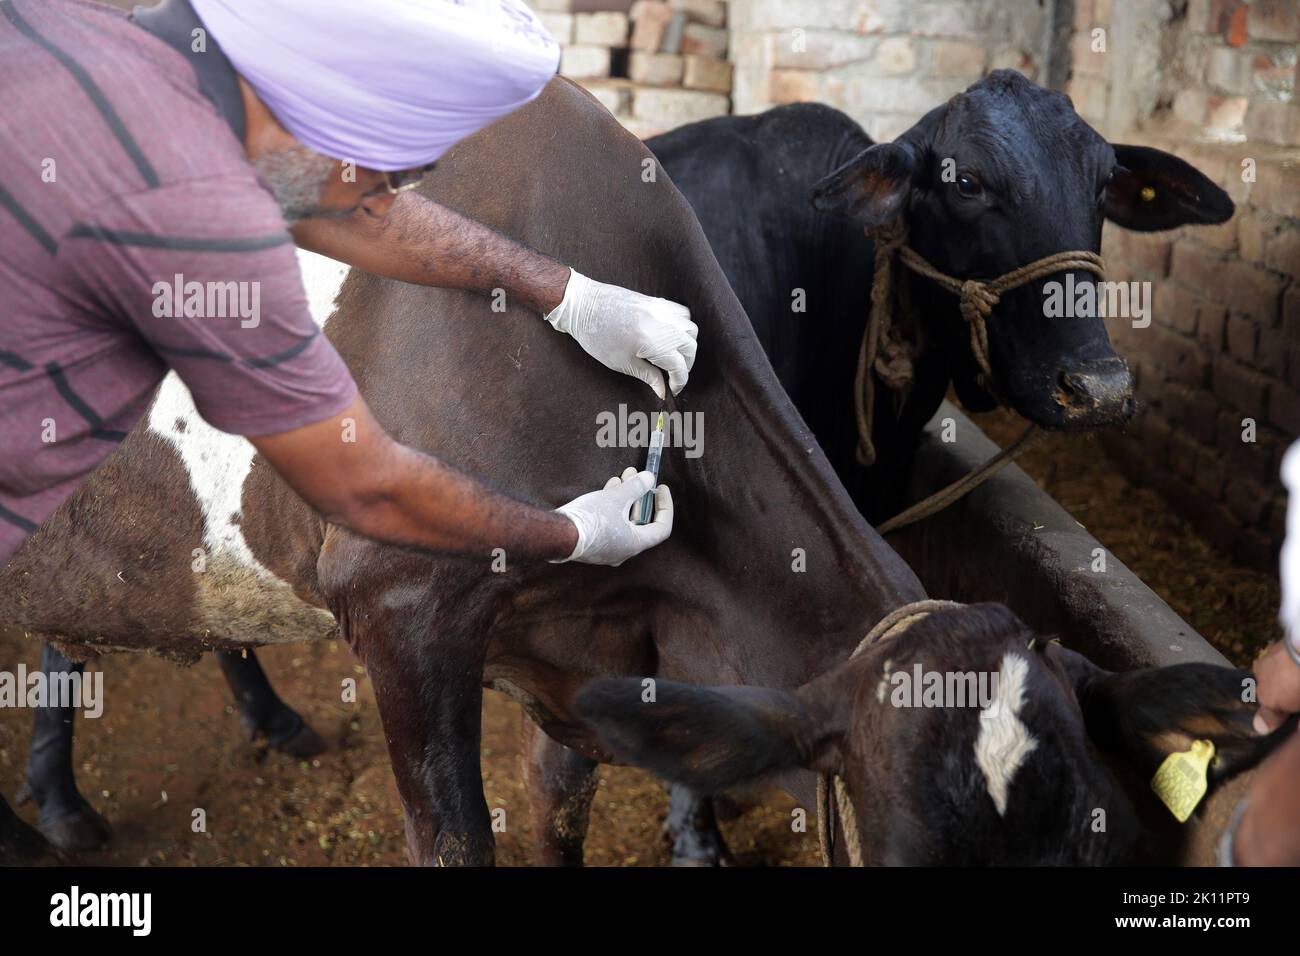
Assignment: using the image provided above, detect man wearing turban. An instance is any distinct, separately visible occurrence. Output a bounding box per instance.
[0,0,695,569]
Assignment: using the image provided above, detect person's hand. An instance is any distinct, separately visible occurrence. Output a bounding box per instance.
[1230,731,1300,866]
[544,269,698,399]
[553,467,673,566]
[1253,637,1300,734]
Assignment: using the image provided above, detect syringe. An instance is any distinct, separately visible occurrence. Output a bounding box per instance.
[637,412,665,525]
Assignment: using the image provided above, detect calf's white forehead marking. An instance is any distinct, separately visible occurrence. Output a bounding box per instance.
[141,250,348,645]
[973,651,1038,816]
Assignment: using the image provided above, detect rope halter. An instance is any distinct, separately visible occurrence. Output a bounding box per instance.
[855,218,1105,467]
[815,599,964,867]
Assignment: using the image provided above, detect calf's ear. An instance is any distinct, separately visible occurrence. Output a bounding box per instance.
[575,678,835,793]
[1050,645,1289,783]
[1105,144,1234,232]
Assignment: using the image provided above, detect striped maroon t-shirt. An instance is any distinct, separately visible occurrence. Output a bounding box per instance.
[0,0,357,565]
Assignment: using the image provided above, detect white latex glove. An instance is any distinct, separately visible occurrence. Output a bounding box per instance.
[544,269,698,399]
[553,467,674,566]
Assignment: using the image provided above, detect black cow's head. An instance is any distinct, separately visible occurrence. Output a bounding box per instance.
[810,70,1233,428]
[577,603,1277,865]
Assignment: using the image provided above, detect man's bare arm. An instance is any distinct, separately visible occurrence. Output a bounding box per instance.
[291,193,571,313]
[250,392,578,561]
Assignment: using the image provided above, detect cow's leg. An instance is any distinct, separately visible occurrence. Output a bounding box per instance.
[0,794,48,862]
[15,644,112,851]
[341,585,495,867]
[215,650,327,758]
[664,784,731,867]
[520,716,597,866]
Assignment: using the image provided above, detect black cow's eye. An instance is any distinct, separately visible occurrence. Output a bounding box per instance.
[955,173,983,198]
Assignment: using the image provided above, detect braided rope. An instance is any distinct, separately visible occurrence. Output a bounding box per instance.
[853,220,1103,535]
[816,599,964,866]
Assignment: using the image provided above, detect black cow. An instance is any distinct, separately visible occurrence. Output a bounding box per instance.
[648,70,1233,523]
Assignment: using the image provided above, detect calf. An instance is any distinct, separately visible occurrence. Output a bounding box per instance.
[648,70,1233,523]
[579,603,1280,865]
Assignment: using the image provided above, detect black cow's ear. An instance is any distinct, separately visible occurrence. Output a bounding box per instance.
[811,141,918,228]
[575,678,836,793]
[1105,144,1235,232]
[811,104,945,228]
[811,103,942,228]
[1056,650,1290,783]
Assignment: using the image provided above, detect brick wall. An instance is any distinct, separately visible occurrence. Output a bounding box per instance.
[1079,0,1300,569]
[727,0,1055,141]
[716,0,1298,570]
[531,0,733,137]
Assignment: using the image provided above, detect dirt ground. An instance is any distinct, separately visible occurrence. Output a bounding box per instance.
[0,410,1282,867]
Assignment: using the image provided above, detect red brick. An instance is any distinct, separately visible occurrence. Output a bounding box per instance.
[1196,298,1228,349]
[1265,225,1300,279]
[1227,3,1249,44]
[1163,382,1193,427]
[1154,284,1197,334]
[1253,160,1300,218]
[1120,231,1173,276]
[1214,354,1271,412]
[1245,101,1300,148]
[1191,0,1243,34]
[1226,313,1258,362]
[1249,0,1300,41]
[1225,260,1285,325]
[1170,244,1230,303]
[1221,413,1282,484]
[1237,210,1277,263]
[1284,285,1300,335]
[1191,217,1239,252]
[1188,391,1221,444]
[1256,321,1287,378]
[1153,326,1211,388]
[1268,382,1300,434]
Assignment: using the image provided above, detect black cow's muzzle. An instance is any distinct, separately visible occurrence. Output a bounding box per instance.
[1054,355,1136,427]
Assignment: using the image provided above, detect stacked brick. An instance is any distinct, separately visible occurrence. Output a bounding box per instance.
[1079,0,1300,569]
[727,0,1050,143]
[530,0,732,139]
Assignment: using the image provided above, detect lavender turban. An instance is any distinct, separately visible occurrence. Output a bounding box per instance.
[189,0,560,171]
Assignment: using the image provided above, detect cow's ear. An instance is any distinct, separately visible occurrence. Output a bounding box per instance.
[810,103,942,228]
[1105,144,1234,232]
[1048,645,1287,783]
[811,141,919,228]
[575,678,839,793]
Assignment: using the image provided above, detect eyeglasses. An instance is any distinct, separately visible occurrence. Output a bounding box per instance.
[381,162,437,195]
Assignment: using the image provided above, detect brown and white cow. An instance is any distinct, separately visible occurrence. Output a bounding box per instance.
[0,79,1275,865]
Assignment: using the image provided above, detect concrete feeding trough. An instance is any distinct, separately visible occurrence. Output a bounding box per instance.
[888,401,1242,864]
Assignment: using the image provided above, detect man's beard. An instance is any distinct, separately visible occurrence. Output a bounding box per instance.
[251,146,345,223]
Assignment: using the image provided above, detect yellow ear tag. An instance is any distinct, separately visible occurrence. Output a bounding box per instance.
[1140,186,1156,202]
[1150,739,1215,823]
